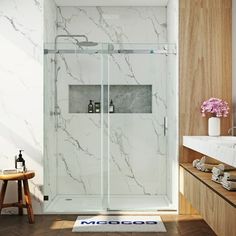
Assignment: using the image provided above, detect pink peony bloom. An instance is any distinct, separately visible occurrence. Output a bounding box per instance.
[201,97,229,118]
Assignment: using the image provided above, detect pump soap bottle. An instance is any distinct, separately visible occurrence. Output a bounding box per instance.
[15,150,26,172]
[88,100,94,113]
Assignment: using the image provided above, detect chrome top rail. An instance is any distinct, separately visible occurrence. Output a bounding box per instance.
[44,49,176,55]
[44,44,177,55]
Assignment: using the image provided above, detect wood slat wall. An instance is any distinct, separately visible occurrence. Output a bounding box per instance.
[179,0,232,163]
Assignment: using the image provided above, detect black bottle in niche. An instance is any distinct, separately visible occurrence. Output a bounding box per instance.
[95,102,101,113]
[109,99,115,113]
[88,100,94,113]
[15,150,26,172]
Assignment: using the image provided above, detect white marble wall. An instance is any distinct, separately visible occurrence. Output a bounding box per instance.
[55,53,167,197]
[0,1,178,213]
[0,0,43,214]
[50,6,170,204]
[44,0,57,43]
[57,6,167,44]
[166,0,178,208]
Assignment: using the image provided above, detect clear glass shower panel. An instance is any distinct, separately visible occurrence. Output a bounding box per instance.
[44,43,104,212]
[107,44,168,210]
[44,46,57,210]
[44,42,176,212]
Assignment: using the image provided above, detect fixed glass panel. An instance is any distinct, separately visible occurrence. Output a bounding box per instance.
[44,43,104,212]
[44,47,57,210]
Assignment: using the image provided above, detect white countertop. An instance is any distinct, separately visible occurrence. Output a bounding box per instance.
[183,136,236,168]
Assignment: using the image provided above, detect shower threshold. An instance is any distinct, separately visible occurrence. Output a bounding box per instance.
[44,194,174,213]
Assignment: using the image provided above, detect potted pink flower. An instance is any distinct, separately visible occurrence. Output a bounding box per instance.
[201,97,229,136]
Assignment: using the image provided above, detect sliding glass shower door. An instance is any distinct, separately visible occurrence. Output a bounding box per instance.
[44,42,175,212]
[106,44,167,210]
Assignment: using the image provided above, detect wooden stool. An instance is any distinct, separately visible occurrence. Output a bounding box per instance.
[0,171,35,224]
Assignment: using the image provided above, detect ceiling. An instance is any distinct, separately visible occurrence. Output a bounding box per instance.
[54,0,168,6]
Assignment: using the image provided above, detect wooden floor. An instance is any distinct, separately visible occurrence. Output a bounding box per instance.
[0,214,216,236]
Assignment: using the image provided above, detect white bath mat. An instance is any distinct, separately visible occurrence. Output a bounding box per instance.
[72,215,166,232]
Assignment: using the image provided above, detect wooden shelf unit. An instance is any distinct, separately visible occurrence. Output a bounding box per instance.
[180,163,236,236]
[180,163,236,207]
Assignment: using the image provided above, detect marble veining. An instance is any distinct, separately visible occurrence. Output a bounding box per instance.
[0,0,42,62]
[109,128,151,195]
[0,0,45,214]
[50,6,168,198]
[56,6,167,86]
[59,153,87,193]
[0,0,178,213]
[59,53,85,83]
[42,5,180,212]
[58,113,97,158]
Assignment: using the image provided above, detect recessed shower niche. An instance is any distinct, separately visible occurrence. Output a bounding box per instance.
[69,85,152,113]
[44,4,178,213]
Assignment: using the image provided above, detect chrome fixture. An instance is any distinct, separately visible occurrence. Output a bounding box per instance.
[52,34,98,129]
[228,126,236,136]
[55,34,98,47]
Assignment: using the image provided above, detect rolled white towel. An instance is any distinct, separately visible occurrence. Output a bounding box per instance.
[222,180,236,191]
[197,163,220,172]
[211,174,223,184]
[217,163,226,171]
[221,176,236,185]
[221,176,228,184]
[193,156,223,169]
[217,163,235,171]
[196,162,203,170]
[223,172,236,181]
[212,172,220,177]
[193,159,200,168]
[212,166,224,176]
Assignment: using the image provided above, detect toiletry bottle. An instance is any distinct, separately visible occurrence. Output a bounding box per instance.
[16,150,25,172]
[109,99,115,113]
[95,102,101,113]
[88,100,94,113]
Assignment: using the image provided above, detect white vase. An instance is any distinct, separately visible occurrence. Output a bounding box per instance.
[208,117,220,136]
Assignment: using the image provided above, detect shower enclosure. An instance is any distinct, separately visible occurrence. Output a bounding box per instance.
[44,40,177,212]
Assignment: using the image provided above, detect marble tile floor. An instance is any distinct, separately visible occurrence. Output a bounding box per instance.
[0,214,216,236]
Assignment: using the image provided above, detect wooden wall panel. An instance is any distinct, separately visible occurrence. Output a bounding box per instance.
[179,0,232,163]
